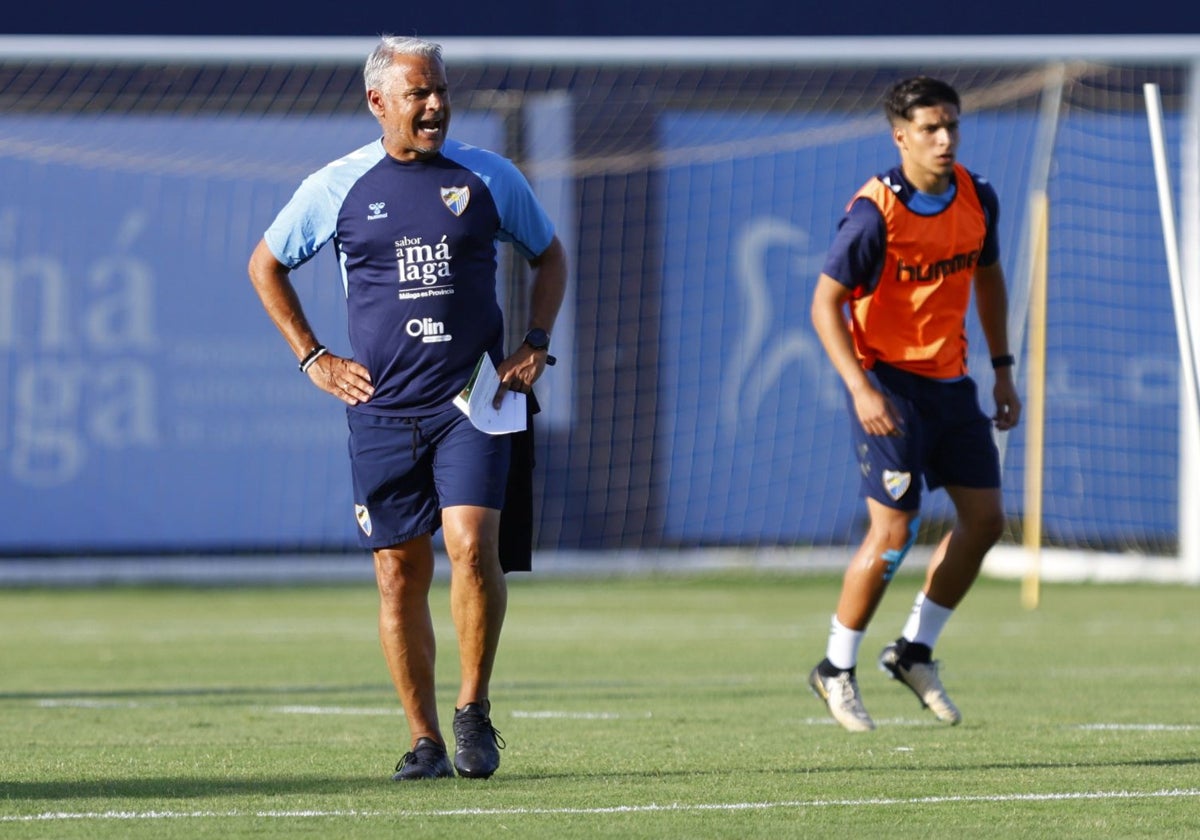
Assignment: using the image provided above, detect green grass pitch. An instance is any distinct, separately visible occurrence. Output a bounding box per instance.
[1,570,1198,838]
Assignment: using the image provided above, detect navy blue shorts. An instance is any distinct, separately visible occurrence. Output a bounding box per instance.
[347,405,512,549]
[849,362,1001,511]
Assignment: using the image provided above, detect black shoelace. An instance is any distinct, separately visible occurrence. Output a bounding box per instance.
[457,709,506,750]
[396,742,443,772]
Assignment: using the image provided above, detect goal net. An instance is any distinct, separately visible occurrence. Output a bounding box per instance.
[0,36,1195,582]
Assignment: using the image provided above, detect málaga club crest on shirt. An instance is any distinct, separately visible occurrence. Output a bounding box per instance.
[440,186,470,217]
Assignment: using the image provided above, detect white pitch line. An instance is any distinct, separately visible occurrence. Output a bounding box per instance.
[267,706,403,716]
[30,701,934,727]
[36,699,144,709]
[510,710,653,720]
[266,707,651,719]
[5,789,1199,822]
[1074,723,1199,731]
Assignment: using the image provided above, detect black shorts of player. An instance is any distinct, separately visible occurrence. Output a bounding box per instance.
[347,404,512,549]
[849,361,1001,512]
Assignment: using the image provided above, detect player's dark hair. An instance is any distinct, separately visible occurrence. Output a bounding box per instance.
[883,77,961,124]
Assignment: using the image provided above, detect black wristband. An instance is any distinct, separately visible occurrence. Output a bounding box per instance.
[991,354,1015,369]
[299,344,328,372]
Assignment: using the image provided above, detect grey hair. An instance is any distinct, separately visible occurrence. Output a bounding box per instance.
[363,35,443,93]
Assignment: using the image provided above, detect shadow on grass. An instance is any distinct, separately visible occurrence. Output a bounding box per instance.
[4,755,1200,801]
[0,775,378,800]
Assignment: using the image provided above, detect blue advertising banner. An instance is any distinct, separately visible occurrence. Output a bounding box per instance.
[655,108,1178,546]
[0,112,502,550]
[0,102,1183,553]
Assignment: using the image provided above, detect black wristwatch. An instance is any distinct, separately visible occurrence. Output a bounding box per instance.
[522,328,551,351]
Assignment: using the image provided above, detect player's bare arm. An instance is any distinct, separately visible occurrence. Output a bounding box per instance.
[972,261,1021,430]
[811,273,900,436]
[247,239,375,407]
[493,235,568,407]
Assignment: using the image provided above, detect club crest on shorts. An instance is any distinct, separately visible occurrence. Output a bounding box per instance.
[354,504,373,537]
[440,186,470,216]
[882,470,912,500]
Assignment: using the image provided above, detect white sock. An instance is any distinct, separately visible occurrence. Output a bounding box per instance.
[901,592,954,649]
[825,614,864,671]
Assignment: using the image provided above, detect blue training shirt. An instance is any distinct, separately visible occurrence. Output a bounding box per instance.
[264,137,556,417]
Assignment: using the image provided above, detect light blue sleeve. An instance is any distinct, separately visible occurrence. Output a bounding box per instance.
[444,141,556,260]
[263,140,385,269]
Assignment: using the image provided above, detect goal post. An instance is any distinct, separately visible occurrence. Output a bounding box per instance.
[1145,81,1200,584]
[1184,61,1200,584]
[1021,190,1050,610]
